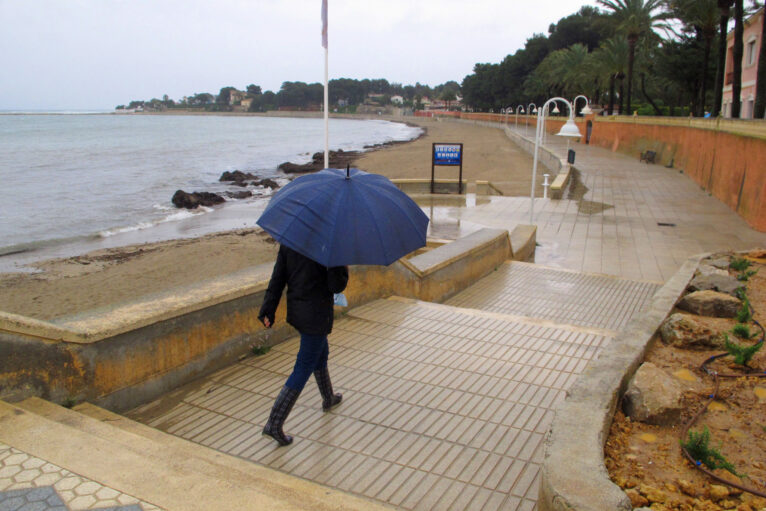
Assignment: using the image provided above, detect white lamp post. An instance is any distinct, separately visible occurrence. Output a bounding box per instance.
[530,97,582,224]
[573,95,592,116]
[525,103,537,136]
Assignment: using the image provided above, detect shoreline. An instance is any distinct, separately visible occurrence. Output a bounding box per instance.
[0,118,536,319]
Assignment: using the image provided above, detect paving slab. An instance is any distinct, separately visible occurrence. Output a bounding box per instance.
[128,289,655,510]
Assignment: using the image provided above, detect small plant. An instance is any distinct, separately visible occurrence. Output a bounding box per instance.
[735,287,747,301]
[724,334,762,366]
[681,426,741,476]
[737,269,758,282]
[737,298,753,324]
[252,345,270,356]
[732,323,753,339]
[730,257,752,272]
[62,396,77,409]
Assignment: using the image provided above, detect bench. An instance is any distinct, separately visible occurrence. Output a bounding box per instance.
[640,150,657,164]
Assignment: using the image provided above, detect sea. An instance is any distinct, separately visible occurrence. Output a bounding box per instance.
[0,113,421,271]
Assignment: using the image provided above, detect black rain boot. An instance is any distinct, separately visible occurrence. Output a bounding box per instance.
[262,385,301,446]
[314,367,342,411]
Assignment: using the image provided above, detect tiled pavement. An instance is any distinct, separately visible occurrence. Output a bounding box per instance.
[129,262,657,511]
[0,443,161,511]
[420,125,765,283]
[446,262,661,331]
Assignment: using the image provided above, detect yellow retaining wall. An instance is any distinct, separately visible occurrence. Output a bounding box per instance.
[0,227,533,411]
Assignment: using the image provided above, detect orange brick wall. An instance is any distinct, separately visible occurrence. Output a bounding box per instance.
[583,119,766,232]
[422,111,764,232]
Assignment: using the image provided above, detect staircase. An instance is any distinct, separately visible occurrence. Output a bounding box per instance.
[0,262,661,511]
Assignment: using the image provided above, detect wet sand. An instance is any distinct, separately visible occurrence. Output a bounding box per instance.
[0,117,536,320]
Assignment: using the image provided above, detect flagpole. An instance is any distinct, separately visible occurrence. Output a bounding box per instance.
[324,45,329,169]
[322,0,329,169]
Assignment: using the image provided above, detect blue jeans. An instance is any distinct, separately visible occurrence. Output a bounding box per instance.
[285,333,329,391]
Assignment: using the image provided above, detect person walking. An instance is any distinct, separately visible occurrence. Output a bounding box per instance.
[258,244,349,446]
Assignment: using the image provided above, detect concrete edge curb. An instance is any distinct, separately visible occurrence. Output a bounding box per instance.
[538,252,706,511]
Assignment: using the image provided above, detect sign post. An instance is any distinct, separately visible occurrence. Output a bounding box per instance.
[431,143,464,194]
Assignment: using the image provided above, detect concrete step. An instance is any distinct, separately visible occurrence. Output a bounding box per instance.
[5,398,391,511]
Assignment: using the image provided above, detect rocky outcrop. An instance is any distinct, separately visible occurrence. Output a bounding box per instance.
[659,313,726,349]
[223,190,253,200]
[623,362,682,425]
[253,178,280,189]
[687,273,743,296]
[171,190,225,209]
[278,150,359,173]
[677,290,741,318]
[219,170,257,184]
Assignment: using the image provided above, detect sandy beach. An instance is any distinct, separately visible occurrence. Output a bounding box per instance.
[0,117,536,320]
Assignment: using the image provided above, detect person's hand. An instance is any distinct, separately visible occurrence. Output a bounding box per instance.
[262,317,271,328]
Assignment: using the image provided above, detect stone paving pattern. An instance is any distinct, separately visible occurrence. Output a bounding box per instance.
[426,126,764,283]
[446,262,661,331]
[0,443,160,511]
[130,285,643,511]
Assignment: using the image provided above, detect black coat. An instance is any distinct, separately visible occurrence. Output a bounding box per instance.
[259,245,349,336]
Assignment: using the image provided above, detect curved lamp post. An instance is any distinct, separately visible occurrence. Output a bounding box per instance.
[525,103,537,136]
[515,104,525,130]
[573,95,593,116]
[530,97,582,223]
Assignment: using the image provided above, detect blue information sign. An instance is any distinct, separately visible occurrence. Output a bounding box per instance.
[433,144,462,165]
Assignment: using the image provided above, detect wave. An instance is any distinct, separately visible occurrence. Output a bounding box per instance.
[98,207,213,238]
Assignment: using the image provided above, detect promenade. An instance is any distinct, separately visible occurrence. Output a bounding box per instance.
[1,122,763,511]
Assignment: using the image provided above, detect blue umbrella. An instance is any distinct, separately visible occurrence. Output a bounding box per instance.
[257,168,429,267]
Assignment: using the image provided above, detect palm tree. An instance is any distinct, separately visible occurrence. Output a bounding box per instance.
[731,0,744,117]
[591,37,630,114]
[713,0,735,116]
[667,0,720,116]
[597,0,671,114]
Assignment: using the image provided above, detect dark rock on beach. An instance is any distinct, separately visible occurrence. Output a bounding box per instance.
[223,190,253,200]
[278,149,359,173]
[219,170,257,183]
[253,178,280,189]
[172,190,225,209]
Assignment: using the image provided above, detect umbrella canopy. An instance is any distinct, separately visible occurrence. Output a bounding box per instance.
[257,168,429,267]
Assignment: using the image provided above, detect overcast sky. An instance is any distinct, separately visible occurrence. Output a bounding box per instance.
[0,0,602,110]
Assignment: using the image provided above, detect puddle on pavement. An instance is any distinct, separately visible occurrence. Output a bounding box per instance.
[415,194,492,240]
[566,167,614,215]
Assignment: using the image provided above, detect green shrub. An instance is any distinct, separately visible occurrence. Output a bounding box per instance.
[724,334,762,366]
[681,426,740,476]
[730,257,752,272]
[737,299,753,323]
[732,323,752,339]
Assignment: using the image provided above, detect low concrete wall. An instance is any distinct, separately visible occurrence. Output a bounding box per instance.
[538,254,703,511]
[0,227,533,412]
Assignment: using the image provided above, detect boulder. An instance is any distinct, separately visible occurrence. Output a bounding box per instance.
[253,178,280,189]
[278,161,315,173]
[659,313,726,349]
[278,150,360,174]
[696,263,730,278]
[219,170,257,183]
[706,257,730,270]
[623,362,682,425]
[687,273,743,297]
[223,190,253,200]
[171,190,225,209]
[677,290,741,318]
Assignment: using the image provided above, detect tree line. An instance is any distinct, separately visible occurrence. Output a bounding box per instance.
[461,0,766,118]
[116,79,462,113]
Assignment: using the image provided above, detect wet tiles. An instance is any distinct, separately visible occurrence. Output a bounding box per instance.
[129,296,620,510]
